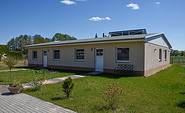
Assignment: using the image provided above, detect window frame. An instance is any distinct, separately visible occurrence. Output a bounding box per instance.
[75,49,85,61]
[32,51,37,59]
[116,48,130,63]
[53,50,60,60]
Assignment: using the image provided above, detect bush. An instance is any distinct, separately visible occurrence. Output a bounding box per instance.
[102,82,123,110]
[62,77,74,99]
[28,70,46,90]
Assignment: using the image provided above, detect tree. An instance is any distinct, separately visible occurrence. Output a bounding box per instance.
[52,33,77,41]
[95,33,98,38]
[62,77,74,99]
[6,33,77,54]
[44,38,51,43]
[3,56,17,84]
[33,35,45,44]
[0,45,10,61]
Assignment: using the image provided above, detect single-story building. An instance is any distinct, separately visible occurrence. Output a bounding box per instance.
[25,29,172,76]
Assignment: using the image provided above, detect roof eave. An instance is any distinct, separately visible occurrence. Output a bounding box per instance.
[25,38,145,48]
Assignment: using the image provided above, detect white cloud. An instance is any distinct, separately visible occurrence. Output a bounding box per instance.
[76,0,86,1]
[89,17,111,21]
[156,2,160,5]
[105,17,111,20]
[126,3,140,10]
[60,0,76,5]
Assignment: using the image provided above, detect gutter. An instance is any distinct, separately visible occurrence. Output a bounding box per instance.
[25,38,145,48]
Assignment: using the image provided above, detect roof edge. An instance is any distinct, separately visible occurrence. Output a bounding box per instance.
[145,33,172,48]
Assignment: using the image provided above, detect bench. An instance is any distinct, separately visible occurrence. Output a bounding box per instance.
[114,64,134,76]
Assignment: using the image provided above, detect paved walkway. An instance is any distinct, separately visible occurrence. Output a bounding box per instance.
[22,71,100,88]
[0,72,100,113]
[0,86,76,113]
[0,69,28,72]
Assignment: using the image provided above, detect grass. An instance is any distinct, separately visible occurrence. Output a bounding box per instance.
[0,60,28,70]
[0,69,84,85]
[170,56,185,63]
[23,64,185,113]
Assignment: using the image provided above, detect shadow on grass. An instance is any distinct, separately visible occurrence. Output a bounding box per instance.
[88,73,142,79]
[177,101,185,109]
[51,96,71,101]
[15,66,29,69]
[28,67,87,75]
[179,92,185,95]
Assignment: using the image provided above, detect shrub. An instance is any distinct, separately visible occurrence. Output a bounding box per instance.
[102,82,123,110]
[28,70,46,90]
[9,81,21,87]
[28,77,43,90]
[62,77,74,99]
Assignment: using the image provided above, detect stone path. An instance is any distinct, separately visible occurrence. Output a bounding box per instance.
[0,86,76,113]
[0,69,28,72]
[0,72,100,113]
[22,71,100,88]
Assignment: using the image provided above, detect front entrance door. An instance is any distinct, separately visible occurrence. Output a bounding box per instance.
[43,51,47,67]
[95,48,104,72]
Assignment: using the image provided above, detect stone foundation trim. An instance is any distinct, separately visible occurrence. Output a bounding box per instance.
[144,64,171,77]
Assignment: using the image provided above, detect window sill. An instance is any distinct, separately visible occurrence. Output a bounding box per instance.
[75,59,84,62]
[116,60,130,63]
[53,59,60,61]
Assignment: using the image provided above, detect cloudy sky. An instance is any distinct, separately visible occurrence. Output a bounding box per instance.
[0,0,184,50]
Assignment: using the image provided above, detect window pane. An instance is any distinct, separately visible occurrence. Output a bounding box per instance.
[96,49,103,56]
[165,50,167,61]
[76,49,84,60]
[159,49,162,61]
[117,48,129,61]
[54,50,60,59]
[33,51,37,58]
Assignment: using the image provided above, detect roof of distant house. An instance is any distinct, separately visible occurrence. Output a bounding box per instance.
[25,33,172,48]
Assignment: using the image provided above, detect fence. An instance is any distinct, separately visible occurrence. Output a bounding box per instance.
[170,56,185,64]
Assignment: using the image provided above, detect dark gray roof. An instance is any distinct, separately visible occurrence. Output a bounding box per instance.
[25,33,161,48]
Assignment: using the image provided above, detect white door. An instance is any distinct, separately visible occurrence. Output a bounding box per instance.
[43,51,47,67]
[95,48,104,72]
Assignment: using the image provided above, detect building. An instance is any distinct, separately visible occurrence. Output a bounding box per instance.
[25,29,172,76]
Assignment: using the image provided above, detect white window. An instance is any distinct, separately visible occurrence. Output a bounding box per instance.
[76,49,84,61]
[32,51,37,59]
[116,48,129,62]
[53,50,60,60]
[159,49,162,62]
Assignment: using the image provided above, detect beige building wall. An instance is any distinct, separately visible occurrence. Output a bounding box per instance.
[28,41,145,72]
[28,49,43,65]
[144,42,170,76]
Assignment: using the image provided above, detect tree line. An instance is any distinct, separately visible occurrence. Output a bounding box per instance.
[7,33,77,52]
[170,49,185,57]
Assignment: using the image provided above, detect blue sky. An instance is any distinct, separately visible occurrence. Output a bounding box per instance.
[0,0,184,50]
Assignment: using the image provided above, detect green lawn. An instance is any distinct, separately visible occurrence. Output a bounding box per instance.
[0,60,28,70]
[0,69,83,85]
[23,64,185,113]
